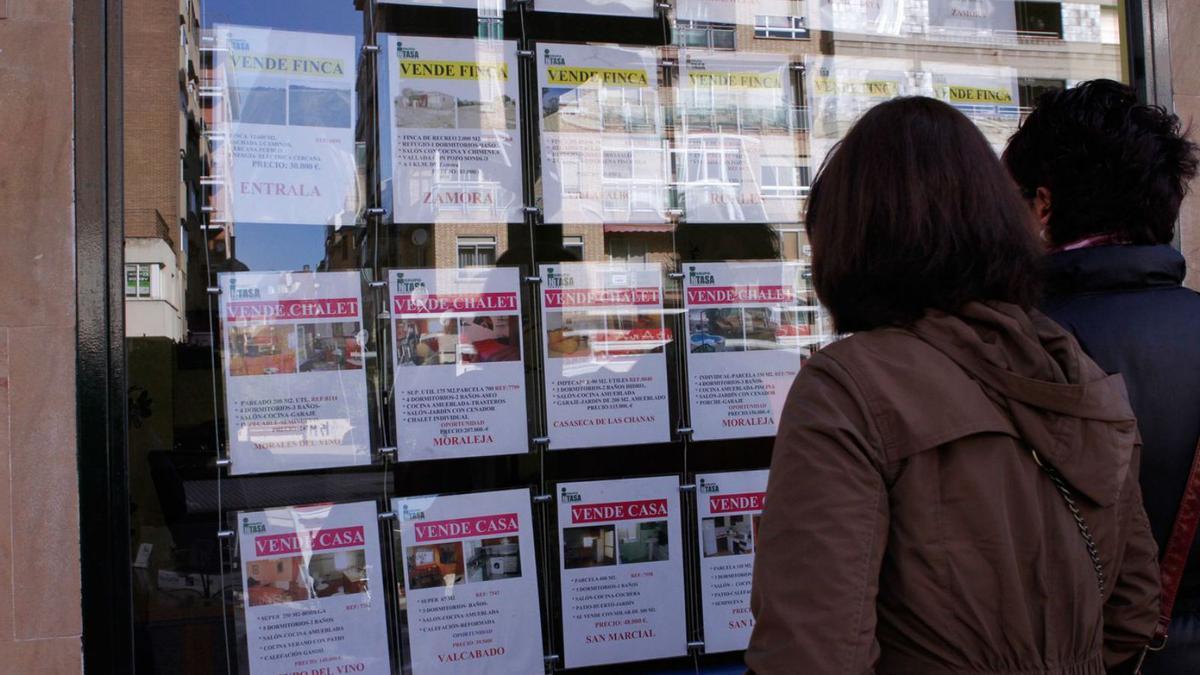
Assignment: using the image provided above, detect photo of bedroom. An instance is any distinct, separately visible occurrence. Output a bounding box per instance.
[562,525,616,569]
[616,520,670,564]
[458,315,521,364]
[245,555,311,607]
[406,541,466,591]
[701,515,753,558]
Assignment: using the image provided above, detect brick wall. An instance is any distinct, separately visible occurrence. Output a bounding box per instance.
[0,0,83,671]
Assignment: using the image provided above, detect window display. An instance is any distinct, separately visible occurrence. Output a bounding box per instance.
[120,0,1134,671]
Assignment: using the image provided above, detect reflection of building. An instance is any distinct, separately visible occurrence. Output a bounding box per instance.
[124,0,205,342]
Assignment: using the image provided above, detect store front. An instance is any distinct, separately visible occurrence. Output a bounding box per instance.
[62,0,1173,672]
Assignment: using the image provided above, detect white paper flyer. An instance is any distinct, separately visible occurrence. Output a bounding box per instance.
[927,0,1017,39]
[804,54,914,174]
[683,262,831,441]
[557,476,687,668]
[212,25,358,226]
[535,0,655,18]
[394,488,543,674]
[386,36,524,224]
[675,0,800,26]
[676,52,801,224]
[539,262,670,450]
[927,61,1019,152]
[695,470,768,654]
[537,43,669,224]
[219,271,371,475]
[238,501,390,674]
[389,267,529,461]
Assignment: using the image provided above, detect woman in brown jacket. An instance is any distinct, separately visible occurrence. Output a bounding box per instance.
[746,98,1160,674]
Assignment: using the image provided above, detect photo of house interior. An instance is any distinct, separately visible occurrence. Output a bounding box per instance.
[395,318,458,367]
[245,555,311,607]
[562,525,616,569]
[308,549,368,598]
[465,536,523,583]
[458,315,521,364]
[617,520,670,564]
[298,321,363,372]
[227,324,298,376]
[701,515,754,558]
[405,541,466,590]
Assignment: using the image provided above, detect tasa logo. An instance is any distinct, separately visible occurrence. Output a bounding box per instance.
[229,37,250,51]
[397,42,420,59]
[395,273,426,293]
[688,266,715,286]
[242,517,266,534]
[560,487,582,503]
[229,278,260,299]
[402,504,426,521]
[699,478,719,494]
[544,49,566,66]
[545,267,575,289]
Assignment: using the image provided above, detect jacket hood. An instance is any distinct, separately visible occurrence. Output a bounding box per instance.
[1043,244,1185,298]
[908,302,1139,507]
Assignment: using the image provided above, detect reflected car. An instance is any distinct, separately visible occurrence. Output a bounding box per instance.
[690,332,725,353]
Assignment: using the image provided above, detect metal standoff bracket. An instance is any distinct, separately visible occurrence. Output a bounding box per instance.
[675,426,694,436]
[361,43,380,54]
[368,280,388,288]
[365,207,387,217]
[216,529,235,540]
[378,446,397,459]
[215,457,232,469]
[667,271,685,279]
[522,205,541,215]
[679,484,696,492]
[542,654,560,664]
[687,640,705,650]
[532,494,553,504]
[524,276,543,284]
[517,49,535,58]
[531,436,550,445]
[378,511,397,522]
[206,286,222,295]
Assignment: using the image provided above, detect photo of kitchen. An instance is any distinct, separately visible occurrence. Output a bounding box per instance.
[464,536,523,583]
[562,525,616,569]
[297,321,363,372]
[245,555,311,607]
[458,315,521,364]
[227,324,299,376]
[616,520,670,564]
[701,515,754,558]
[405,541,466,590]
[395,318,458,367]
[308,549,369,598]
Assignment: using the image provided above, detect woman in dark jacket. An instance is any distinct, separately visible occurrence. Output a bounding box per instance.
[746,97,1160,674]
[1004,79,1200,674]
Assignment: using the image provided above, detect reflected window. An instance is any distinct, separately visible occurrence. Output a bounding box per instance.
[606,237,649,263]
[124,263,156,299]
[457,236,497,267]
[563,235,584,261]
[1016,1,1065,39]
[675,21,737,50]
[755,15,810,40]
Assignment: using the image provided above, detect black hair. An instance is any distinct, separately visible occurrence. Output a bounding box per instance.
[806,97,1041,333]
[1003,79,1199,246]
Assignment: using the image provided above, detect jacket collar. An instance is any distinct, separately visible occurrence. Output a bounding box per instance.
[1042,243,1185,298]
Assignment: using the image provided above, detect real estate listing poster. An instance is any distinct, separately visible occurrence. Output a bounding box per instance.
[536,43,670,225]
[393,488,543,675]
[804,54,913,175]
[539,262,670,449]
[676,52,801,224]
[238,501,389,675]
[219,271,371,475]
[810,0,908,36]
[212,25,358,226]
[535,0,655,18]
[684,262,821,441]
[695,470,768,653]
[556,476,687,668]
[927,0,1017,38]
[386,36,524,224]
[389,267,529,461]
[927,62,1019,152]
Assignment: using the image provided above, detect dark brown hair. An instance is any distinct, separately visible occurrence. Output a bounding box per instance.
[806,97,1041,333]
[1003,79,1199,246]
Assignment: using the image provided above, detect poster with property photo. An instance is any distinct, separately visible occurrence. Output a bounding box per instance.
[683,262,830,441]
[392,488,543,674]
[386,35,524,224]
[389,267,528,461]
[556,476,687,668]
[211,25,358,226]
[238,501,390,674]
[695,470,768,653]
[219,271,370,475]
[539,262,670,450]
[536,43,670,224]
[927,62,1019,152]
[676,52,801,223]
